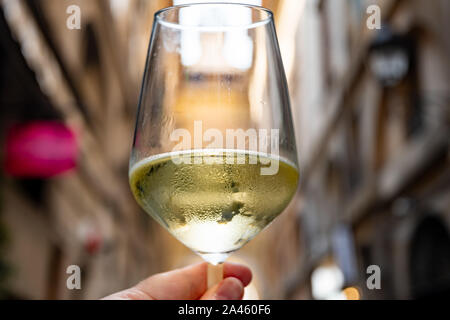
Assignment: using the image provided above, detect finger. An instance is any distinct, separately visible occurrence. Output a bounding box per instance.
[102,262,252,300]
[136,262,252,300]
[224,262,252,287]
[135,262,208,300]
[102,263,207,300]
[200,277,244,300]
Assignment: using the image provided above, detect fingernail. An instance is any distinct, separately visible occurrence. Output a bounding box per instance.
[215,278,244,300]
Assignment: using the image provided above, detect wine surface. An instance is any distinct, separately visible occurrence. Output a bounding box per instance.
[129,150,299,264]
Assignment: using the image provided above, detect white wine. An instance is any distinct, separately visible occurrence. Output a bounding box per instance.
[129,150,299,264]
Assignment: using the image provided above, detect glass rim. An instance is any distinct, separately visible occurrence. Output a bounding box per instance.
[154,2,274,31]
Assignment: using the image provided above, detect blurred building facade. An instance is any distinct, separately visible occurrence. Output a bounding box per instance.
[0,0,448,300]
[288,0,450,299]
[0,0,173,299]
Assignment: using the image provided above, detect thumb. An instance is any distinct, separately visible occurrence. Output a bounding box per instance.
[200,277,244,300]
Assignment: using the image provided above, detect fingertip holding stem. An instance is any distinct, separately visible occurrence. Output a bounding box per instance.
[214,277,244,300]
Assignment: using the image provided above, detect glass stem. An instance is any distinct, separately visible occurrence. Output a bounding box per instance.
[207,263,224,289]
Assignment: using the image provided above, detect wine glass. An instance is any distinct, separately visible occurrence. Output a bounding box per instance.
[129,3,299,287]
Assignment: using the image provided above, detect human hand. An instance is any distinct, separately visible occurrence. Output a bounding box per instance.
[102,262,252,300]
